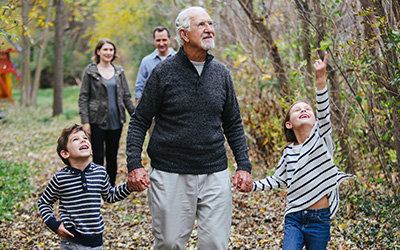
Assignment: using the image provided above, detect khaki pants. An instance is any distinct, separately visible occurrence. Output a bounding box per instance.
[148,168,232,250]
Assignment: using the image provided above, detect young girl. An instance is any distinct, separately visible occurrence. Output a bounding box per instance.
[252,52,353,249]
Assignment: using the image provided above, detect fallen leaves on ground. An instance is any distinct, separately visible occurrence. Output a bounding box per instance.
[0,104,356,249]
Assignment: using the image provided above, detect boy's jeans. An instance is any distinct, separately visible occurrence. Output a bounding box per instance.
[282,207,331,250]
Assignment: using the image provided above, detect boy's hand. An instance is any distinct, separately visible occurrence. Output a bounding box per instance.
[57,222,74,239]
[128,168,150,192]
[314,51,328,91]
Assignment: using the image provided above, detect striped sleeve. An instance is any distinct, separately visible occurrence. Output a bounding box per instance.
[316,87,335,155]
[252,152,288,191]
[37,174,62,233]
[101,176,132,203]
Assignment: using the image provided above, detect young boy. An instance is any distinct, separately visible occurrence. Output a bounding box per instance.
[38,124,132,249]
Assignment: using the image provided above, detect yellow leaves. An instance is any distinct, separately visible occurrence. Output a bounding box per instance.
[23,30,31,36]
[260,14,267,27]
[234,55,248,66]
[261,138,268,147]
[39,20,53,28]
[132,198,141,204]
[262,74,272,81]
[87,0,152,48]
[339,222,347,229]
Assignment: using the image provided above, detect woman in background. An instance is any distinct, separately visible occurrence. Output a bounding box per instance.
[79,38,135,186]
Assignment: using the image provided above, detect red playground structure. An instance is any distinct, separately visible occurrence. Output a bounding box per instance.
[0,32,22,105]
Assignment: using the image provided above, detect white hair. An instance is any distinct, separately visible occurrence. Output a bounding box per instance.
[175,6,208,47]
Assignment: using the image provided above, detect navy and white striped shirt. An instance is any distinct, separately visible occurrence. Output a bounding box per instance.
[253,87,352,218]
[38,162,131,247]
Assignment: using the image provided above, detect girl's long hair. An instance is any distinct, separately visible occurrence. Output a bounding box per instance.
[283,100,315,144]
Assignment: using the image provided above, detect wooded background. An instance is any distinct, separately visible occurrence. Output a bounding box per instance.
[1,0,400,248]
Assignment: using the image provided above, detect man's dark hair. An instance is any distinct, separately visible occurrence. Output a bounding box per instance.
[153,26,171,39]
[57,124,90,166]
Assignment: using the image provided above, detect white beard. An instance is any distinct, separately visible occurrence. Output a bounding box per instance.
[201,34,215,50]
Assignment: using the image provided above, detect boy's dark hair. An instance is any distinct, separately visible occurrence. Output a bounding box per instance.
[283,100,316,144]
[57,124,90,166]
[153,26,171,39]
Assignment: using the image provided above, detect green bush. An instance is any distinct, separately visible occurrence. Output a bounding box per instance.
[335,184,400,249]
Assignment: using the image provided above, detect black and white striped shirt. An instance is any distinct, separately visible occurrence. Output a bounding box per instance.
[38,162,131,246]
[253,87,352,218]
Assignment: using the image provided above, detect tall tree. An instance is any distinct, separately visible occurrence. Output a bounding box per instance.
[294,0,312,88]
[237,0,290,97]
[53,0,64,116]
[367,0,400,184]
[20,0,31,107]
[31,0,53,106]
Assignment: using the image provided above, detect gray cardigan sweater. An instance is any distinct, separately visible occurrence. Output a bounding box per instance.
[126,48,252,174]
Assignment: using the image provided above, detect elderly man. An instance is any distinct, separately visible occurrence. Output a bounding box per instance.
[134,26,176,106]
[126,6,253,250]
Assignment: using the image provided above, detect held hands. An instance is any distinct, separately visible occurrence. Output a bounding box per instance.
[128,168,150,192]
[314,51,328,91]
[57,222,74,239]
[233,170,253,192]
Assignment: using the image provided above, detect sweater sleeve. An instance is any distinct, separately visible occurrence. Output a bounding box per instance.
[126,67,162,172]
[221,72,252,173]
[37,174,62,234]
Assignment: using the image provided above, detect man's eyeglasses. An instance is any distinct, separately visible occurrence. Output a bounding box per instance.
[191,21,217,30]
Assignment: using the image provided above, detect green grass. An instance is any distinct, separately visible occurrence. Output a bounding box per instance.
[11,86,80,112]
[0,160,33,220]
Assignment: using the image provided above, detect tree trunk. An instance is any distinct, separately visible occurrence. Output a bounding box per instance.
[371,0,400,185]
[31,0,54,106]
[53,0,64,116]
[237,0,290,97]
[393,0,400,23]
[294,0,312,88]
[20,0,31,107]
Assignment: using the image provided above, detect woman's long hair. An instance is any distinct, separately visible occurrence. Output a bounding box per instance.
[92,38,118,63]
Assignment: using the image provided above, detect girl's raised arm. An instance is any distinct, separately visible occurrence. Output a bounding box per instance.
[314,51,328,91]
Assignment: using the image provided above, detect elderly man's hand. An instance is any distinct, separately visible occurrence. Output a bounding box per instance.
[233,170,253,192]
[128,168,150,192]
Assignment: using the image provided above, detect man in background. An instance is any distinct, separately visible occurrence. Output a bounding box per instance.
[134,26,176,106]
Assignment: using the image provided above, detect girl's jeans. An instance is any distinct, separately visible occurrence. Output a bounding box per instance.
[282,207,331,250]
